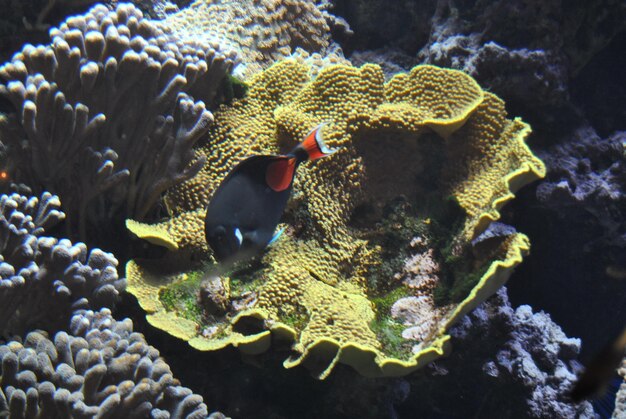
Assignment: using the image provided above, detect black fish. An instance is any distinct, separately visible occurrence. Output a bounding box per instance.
[570,327,626,402]
[205,123,336,263]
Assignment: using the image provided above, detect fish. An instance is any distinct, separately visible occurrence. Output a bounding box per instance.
[204,123,337,263]
[570,327,626,402]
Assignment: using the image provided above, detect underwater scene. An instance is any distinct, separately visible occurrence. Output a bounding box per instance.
[0,0,624,418]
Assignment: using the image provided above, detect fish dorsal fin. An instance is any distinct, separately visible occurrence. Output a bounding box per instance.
[266,157,296,192]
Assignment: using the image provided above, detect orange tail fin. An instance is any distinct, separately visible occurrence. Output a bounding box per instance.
[300,123,337,161]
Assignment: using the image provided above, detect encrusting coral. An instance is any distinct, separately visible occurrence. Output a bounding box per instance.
[0,308,211,418]
[126,60,545,378]
[0,192,125,338]
[0,3,236,241]
[160,0,346,78]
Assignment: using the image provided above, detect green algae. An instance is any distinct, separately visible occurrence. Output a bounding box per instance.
[369,282,414,360]
[156,257,268,335]
[369,318,413,360]
[369,287,414,360]
[431,200,486,306]
[223,74,249,104]
[159,272,204,323]
[415,195,489,306]
[228,259,266,300]
[434,246,500,305]
[359,193,469,302]
[278,306,309,332]
[370,286,410,318]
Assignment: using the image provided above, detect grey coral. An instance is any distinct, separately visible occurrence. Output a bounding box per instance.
[0,192,125,338]
[0,3,237,240]
[447,288,594,418]
[536,127,626,252]
[0,308,210,418]
[381,288,594,417]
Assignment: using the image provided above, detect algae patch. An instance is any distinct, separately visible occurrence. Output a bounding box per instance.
[369,287,414,359]
[159,272,204,324]
[157,259,266,333]
[277,305,309,332]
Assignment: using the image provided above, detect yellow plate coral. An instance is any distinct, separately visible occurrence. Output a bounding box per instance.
[126,60,545,379]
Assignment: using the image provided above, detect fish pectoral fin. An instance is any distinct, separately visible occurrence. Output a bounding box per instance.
[234,227,243,246]
[268,227,286,246]
[266,157,296,192]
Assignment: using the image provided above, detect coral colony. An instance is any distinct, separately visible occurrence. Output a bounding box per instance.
[127,60,545,380]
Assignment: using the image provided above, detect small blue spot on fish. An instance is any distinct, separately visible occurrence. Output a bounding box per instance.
[269,227,286,245]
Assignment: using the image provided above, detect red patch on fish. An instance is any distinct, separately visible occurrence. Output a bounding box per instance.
[266,157,296,191]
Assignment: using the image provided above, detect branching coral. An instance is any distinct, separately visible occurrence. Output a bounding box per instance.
[126,60,545,378]
[0,192,125,338]
[0,3,236,240]
[0,190,64,236]
[0,308,211,418]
